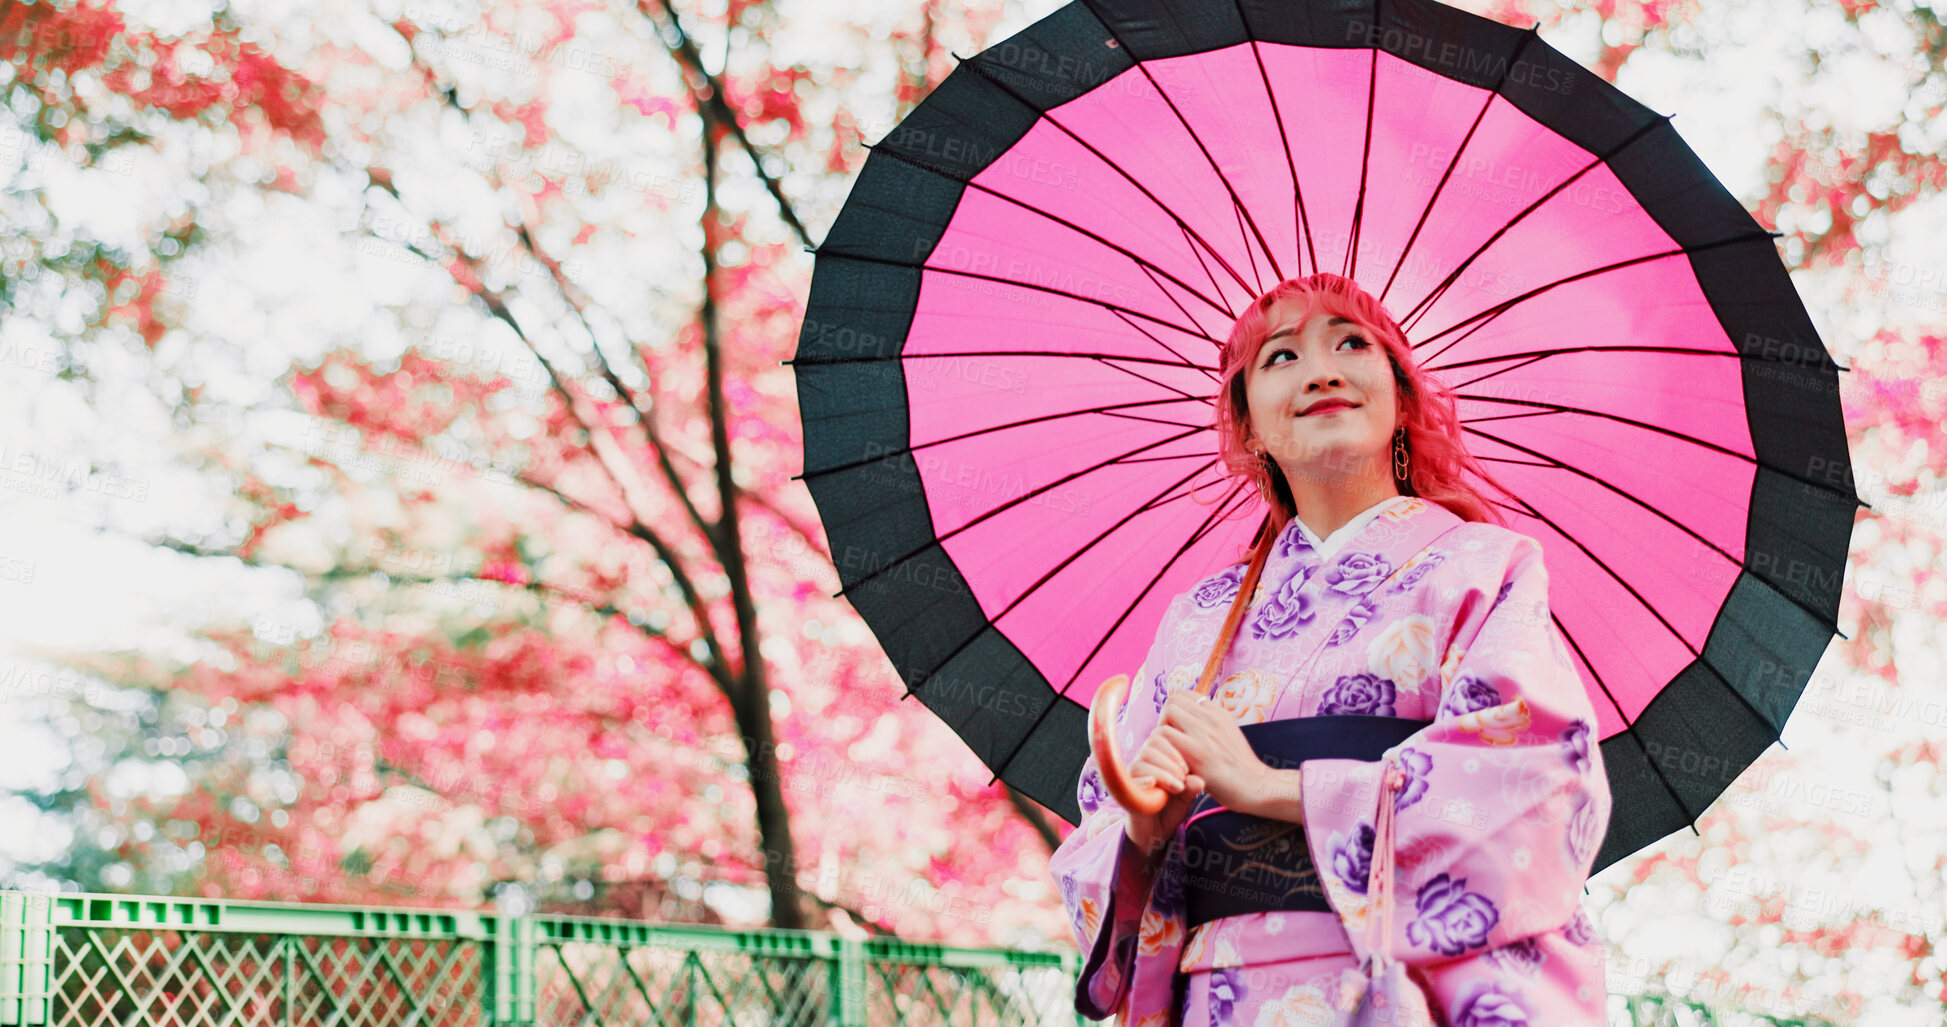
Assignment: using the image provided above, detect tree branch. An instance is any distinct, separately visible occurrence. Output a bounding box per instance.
[634,0,814,248]
[145,536,699,660]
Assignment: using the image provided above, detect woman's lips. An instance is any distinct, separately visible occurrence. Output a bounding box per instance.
[1299,401,1356,417]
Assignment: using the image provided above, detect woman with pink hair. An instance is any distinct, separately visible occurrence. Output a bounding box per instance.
[1049,273,1612,1027]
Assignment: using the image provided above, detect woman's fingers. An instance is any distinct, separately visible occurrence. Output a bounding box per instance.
[1133,748,1187,787]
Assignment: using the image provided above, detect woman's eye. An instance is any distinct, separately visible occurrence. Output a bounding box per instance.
[1340,334,1370,350]
[1264,348,1295,367]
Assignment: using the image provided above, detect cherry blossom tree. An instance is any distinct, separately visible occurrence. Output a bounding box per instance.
[4,0,1944,1017]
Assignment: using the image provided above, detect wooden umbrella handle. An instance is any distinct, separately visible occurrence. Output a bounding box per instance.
[1086,514,1278,820]
[1088,673,1169,815]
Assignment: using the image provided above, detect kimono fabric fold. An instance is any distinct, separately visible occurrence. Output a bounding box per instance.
[1050,497,1613,1027]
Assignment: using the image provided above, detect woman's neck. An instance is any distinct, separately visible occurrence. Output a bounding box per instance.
[1287,472,1401,540]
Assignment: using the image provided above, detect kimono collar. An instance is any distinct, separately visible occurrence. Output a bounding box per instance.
[1266,495,1468,590]
[1286,495,1418,561]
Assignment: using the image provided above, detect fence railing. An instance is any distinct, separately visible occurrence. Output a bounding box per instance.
[0,890,1836,1026]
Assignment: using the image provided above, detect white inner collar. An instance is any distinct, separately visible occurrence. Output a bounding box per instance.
[1291,495,1413,561]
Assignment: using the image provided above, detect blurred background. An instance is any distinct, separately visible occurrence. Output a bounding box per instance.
[0,0,1941,1022]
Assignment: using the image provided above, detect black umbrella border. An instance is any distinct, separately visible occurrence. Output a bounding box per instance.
[789,0,1864,875]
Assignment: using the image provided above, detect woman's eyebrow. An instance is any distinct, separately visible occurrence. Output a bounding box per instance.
[1261,316,1353,346]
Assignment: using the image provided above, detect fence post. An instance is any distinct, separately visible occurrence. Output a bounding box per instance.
[0,892,52,1027]
[828,937,866,1027]
[483,914,536,1025]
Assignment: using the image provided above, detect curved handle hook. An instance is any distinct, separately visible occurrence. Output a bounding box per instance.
[1087,673,1168,816]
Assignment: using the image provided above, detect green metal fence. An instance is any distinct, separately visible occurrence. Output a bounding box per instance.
[0,890,1838,1026]
[0,890,1080,1027]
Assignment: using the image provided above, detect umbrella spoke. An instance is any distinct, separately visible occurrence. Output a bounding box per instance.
[1226,15,1317,277]
[960,58,1266,302]
[1344,0,1381,280]
[1081,23,1283,295]
[1429,343,1836,374]
[836,427,1207,598]
[896,460,1234,709]
[1118,451,1225,463]
[1111,308,1226,372]
[1412,230,1780,366]
[1381,26,1542,306]
[795,346,1205,372]
[1098,411,1218,429]
[1453,391,1857,504]
[803,247,1218,345]
[1443,351,1553,392]
[1464,424,1847,635]
[1547,611,1703,834]
[1486,466,1704,659]
[1089,343,1219,399]
[983,481,1259,785]
[1460,409,1567,424]
[862,141,1235,320]
[1398,113,1675,333]
[1473,455,1558,469]
[795,396,1204,482]
[1141,248,1230,335]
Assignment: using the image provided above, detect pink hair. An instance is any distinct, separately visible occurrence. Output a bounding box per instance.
[1200,272,1514,538]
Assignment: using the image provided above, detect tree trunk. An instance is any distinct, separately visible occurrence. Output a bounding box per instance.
[700,111,806,932]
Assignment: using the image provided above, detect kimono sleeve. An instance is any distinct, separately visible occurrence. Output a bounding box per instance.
[1048,597,1183,1020]
[1296,536,1614,1024]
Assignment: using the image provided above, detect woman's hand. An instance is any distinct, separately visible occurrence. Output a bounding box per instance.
[1122,733,1205,859]
[1154,691,1275,817]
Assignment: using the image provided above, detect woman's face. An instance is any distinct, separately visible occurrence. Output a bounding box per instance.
[1241,298,1399,481]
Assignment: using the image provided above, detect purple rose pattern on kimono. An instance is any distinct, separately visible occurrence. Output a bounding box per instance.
[1047,498,1613,1027]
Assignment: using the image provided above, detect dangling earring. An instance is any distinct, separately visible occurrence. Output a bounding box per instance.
[1392,427,1409,482]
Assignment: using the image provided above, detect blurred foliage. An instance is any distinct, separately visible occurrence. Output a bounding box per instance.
[0,0,1941,1020]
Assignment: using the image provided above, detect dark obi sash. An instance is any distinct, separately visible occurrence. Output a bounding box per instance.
[1178,714,1431,930]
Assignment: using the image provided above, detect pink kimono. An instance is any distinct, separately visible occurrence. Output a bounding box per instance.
[1049,497,1611,1027]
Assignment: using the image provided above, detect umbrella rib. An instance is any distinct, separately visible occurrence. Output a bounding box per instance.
[861,141,1234,319]
[797,346,1205,371]
[1453,392,1858,504]
[1464,424,1848,636]
[979,483,1260,786]
[1444,352,1553,392]
[1111,308,1223,380]
[1118,450,1221,463]
[1345,0,1381,279]
[1473,455,1559,469]
[1235,195,1263,296]
[800,248,1218,343]
[1412,230,1780,365]
[834,427,1206,598]
[895,465,1236,701]
[1546,610,1702,831]
[983,459,1230,632]
[958,58,1264,301]
[1221,0,1280,290]
[1142,250,1230,332]
[1487,462,1703,659]
[1090,348,1217,400]
[1080,20,1283,291]
[1397,112,1675,332]
[793,396,1202,482]
[1461,409,1566,424]
[1430,343,1844,374]
[1540,604,1630,738]
[1160,223,1238,319]
[1381,25,1542,306]
[1097,411,1215,429]
[1231,17,1316,276]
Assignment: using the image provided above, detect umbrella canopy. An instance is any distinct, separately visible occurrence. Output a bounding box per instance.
[791,0,1861,873]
